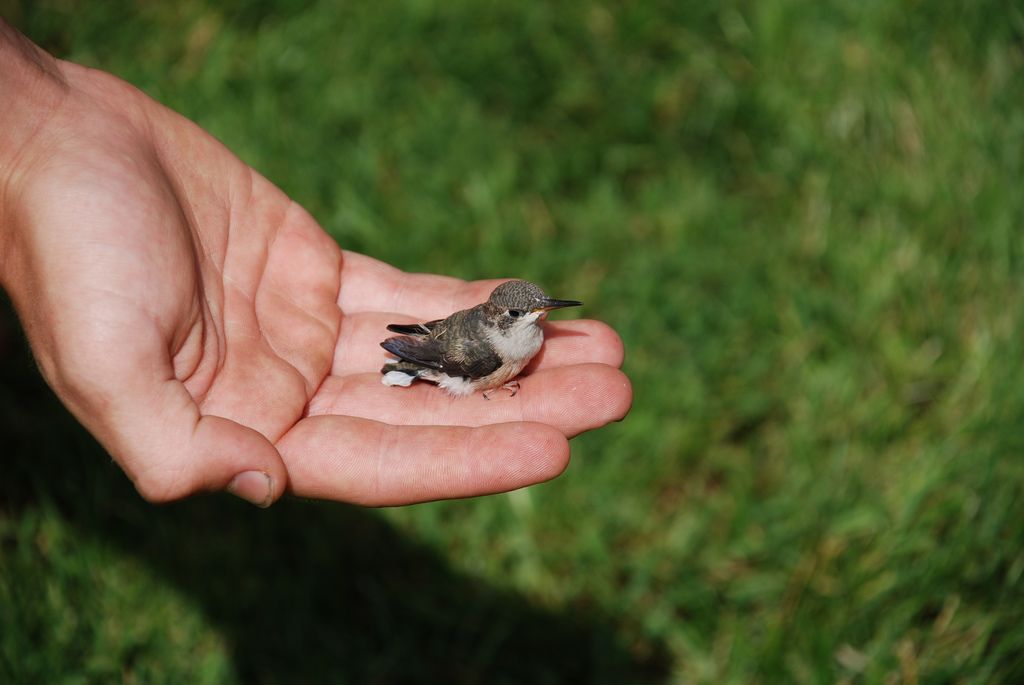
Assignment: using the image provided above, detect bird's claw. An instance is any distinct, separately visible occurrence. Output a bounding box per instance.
[482,380,520,400]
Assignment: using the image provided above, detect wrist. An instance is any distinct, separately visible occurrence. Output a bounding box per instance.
[0,19,68,289]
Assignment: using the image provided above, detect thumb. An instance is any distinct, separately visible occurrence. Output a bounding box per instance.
[54,359,289,506]
[115,381,289,506]
[173,411,290,507]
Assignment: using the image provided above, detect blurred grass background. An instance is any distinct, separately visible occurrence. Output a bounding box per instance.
[3,0,1024,682]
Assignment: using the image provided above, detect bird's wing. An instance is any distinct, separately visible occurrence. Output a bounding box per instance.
[381,307,502,380]
[440,338,502,379]
[380,336,446,370]
[380,334,502,379]
[385,319,443,336]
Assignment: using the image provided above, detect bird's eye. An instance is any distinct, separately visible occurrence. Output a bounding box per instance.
[508,309,524,318]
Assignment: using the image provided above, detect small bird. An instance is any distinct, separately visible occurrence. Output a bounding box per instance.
[380,280,582,398]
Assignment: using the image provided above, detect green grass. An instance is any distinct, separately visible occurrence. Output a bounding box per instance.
[3,0,1024,682]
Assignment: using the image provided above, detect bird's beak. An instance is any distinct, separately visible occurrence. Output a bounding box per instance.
[535,297,583,312]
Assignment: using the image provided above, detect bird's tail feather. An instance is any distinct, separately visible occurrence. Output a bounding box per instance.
[381,360,423,387]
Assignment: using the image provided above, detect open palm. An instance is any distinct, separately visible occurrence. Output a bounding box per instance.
[4,59,631,506]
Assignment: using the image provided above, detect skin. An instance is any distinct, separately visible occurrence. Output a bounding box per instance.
[0,20,631,507]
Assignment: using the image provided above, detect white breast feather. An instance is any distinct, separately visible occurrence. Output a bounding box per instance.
[485,320,544,372]
[437,374,478,396]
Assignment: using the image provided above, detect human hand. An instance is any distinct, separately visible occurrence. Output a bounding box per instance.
[0,23,631,506]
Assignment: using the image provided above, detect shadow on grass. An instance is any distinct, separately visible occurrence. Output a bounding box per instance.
[0,298,669,684]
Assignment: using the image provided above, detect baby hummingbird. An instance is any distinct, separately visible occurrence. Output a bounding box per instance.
[380,280,581,398]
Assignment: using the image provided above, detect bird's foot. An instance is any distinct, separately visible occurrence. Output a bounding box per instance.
[482,380,520,400]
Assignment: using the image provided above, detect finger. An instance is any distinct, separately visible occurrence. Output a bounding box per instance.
[278,416,570,505]
[337,250,504,317]
[309,363,633,437]
[332,314,624,375]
